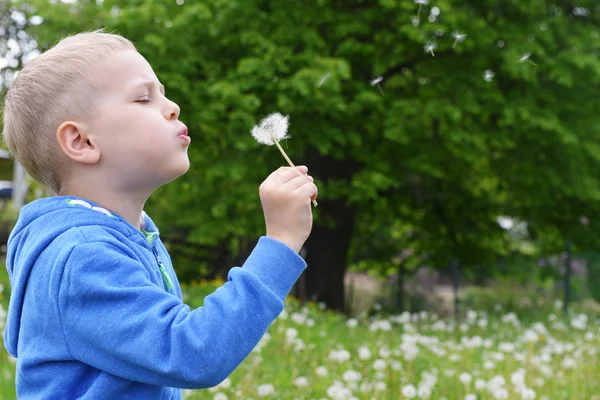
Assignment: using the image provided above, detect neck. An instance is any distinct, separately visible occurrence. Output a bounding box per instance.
[61,184,150,230]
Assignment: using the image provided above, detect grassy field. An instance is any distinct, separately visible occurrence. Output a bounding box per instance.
[1,269,600,399]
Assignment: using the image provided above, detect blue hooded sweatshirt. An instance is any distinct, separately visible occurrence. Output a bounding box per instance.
[3,196,306,399]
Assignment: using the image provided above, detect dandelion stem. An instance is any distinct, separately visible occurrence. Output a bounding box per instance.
[377,83,384,95]
[272,135,318,207]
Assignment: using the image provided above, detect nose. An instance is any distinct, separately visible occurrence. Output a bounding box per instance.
[163,99,180,121]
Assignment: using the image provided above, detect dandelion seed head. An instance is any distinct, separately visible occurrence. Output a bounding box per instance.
[519,53,532,62]
[484,70,495,82]
[251,113,290,146]
[370,76,384,86]
[414,0,428,5]
[453,32,467,42]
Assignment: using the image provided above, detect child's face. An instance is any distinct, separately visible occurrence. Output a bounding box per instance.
[86,50,190,192]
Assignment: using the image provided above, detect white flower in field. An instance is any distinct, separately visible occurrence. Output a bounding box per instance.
[318,302,327,310]
[554,299,563,311]
[291,312,306,325]
[346,318,358,328]
[540,352,551,363]
[306,318,315,327]
[570,314,587,330]
[585,331,595,341]
[278,309,288,319]
[432,320,446,331]
[379,347,392,358]
[370,319,392,331]
[492,387,509,400]
[213,393,228,400]
[294,376,308,387]
[329,349,351,363]
[475,379,487,390]
[484,360,495,370]
[478,319,488,328]
[459,372,472,385]
[561,356,575,369]
[467,310,478,322]
[417,385,432,399]
[532,322,549,335]
[326,380,354,400]
[483,70,495,82]
[465,395,477,400]
[533,377,545,387]
[539,364,552,378]
[359,382,373,392]
[488,375,505,391]
[285,327,298,343]
[257,383,275,397]
[316,366,328,377]
[449,354,460,362]
[521,388,536,400]
[499,342,516,353]
[460,323,469,332]
[373,381,386,391]
[251,113,290,146]
[373,359,387,371]
[358,345,372,360]
[402,384,417,398]
[391,360,402,371]
[523,329,538,343]
[414,0,428,4]
[403,345,420,361]
[511,369,525,386]
[343,370,362,383]
[565,343,575,352]
[548,313,556,321]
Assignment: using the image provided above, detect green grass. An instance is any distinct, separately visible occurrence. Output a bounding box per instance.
[1,270,600,399]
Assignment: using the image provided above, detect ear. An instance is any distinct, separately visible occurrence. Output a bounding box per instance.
[56,121,100,164]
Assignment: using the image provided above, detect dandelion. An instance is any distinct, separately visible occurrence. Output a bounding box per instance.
[343,370,362,383]
[370,76,385,95]
[460,372,472,385]
[315,366,328,377]
[483,70,495,82]
[402,384,417,398]
[465,395,477,400]
[518,52,537,66]
[424,41,436,56]
[294,377,309,387]
[213,394,228,400]
[414,0,429,19]
[346,318,358,328]
[251,113,317,207]
[358,345,372,360]
[257,383,275,397]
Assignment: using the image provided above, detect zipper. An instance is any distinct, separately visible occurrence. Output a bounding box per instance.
[152,246,174,293]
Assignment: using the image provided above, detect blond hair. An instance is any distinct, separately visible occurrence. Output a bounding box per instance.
[1,30,135,194]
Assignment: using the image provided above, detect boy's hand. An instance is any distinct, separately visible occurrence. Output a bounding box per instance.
[259,166,319,253]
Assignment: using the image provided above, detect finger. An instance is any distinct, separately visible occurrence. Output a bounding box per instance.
[295,165,308,174]
[286,175,311,190]
[266,166,288,182]
[274,167,304,184]
[295,182,318,201]
[306,175,314,183]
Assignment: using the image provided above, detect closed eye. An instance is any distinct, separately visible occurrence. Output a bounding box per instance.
[135,98,151,104]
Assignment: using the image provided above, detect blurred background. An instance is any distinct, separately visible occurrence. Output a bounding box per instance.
[2,1,600,399]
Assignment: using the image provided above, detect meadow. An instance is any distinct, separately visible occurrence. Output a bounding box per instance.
[1,271,599,400]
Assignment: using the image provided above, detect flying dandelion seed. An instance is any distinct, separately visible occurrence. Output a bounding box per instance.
[251,113,317,207]
[370,76,385,95]
[484,70,495,82]
[318,73,331,87]
[414,0,428,19]
[424,41,436,56]
[518,52,537,66]
[452,32,466,48]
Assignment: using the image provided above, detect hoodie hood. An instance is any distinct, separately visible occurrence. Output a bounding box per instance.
[3,196,158,357]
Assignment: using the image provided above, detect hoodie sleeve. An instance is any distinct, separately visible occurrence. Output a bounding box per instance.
[58,236,305,389]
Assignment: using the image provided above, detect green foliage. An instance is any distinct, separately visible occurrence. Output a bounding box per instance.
[3,0,600,290]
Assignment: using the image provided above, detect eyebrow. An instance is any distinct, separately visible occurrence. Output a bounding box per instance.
[136,81,165,95]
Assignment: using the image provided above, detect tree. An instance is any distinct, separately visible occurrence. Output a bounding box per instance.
[4,0,600,311]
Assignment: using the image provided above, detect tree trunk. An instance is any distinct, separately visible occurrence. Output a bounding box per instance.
[304,197,356,312]
[564,240,572,316]
[396,261,405,311]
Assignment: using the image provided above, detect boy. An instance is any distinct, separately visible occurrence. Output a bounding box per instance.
[1,31,318,399]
